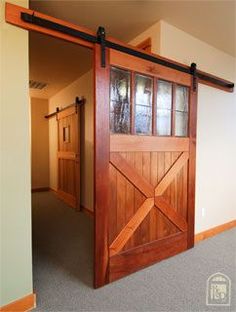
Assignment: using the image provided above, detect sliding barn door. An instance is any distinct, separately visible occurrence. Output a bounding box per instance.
[57,104,80,209]
[94,46,197,287]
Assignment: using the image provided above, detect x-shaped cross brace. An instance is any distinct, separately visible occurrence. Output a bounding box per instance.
[109,152,189,256]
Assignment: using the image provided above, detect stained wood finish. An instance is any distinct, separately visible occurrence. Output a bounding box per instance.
[102,49,197,285]
[187,76,198,248]
[110,153,153,198]
[109,151,188,253]
[155,152,189,196]
[5,2,94,49]
[57,104,80,209]
[110,232,187,282]
[195,220,236,243]
[136,37,152,52]
[110,50,191,87]
[110,135,189,152]
[110,198,155,256]
[3,0,231,290]
[0,294,36,312]
[94,44,110,288]
[155,196,187,232]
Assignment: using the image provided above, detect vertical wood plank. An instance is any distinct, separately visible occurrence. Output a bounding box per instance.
[171,152,180,210]
[182,162,188,220]
[141,152,151,244]
[116,170,127,235]
[187,78,198,248]
[150,152,158,240]
[94,44,110,288]
[109,164,117,244]
[124,152,135,249]
[164,152,172,204]
[177,167,183,217]
[133,152,144,247]
[157,152,165,238]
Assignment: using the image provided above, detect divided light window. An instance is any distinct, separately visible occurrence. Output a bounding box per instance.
[109,67,189,137]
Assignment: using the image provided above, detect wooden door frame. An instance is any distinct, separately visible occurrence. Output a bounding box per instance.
[94,44,110,287]
[5,2,233,289]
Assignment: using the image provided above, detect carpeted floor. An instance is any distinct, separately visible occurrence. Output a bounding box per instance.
[32,192,235,312]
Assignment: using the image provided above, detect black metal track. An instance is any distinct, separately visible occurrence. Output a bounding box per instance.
[44,96,84,119]
[21,12,234,90]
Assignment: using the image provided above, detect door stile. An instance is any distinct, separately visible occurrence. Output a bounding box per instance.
[130,71,135,134]
[94,44,110,288]
[187,78,198,248]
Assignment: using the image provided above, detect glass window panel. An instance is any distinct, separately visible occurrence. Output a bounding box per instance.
[156,80,172,109]
[135,105,152,134]
[110,67,131,134]
[175,111,188,137]
[176,85,189,112]
[134,74,153,135]
[156,80,172,136]
[175,85,189,137]
[63,126,70,143]
[156,109,171,136]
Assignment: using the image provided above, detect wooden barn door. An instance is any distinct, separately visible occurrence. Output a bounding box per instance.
[57,104,80,209]
[94,46,197,287]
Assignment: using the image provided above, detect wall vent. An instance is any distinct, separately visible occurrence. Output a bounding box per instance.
[29,80,48,90]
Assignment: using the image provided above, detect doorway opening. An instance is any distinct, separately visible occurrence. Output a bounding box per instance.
[30,32,94,290]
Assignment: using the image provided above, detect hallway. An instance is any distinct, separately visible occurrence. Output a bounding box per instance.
[32,192,93,292]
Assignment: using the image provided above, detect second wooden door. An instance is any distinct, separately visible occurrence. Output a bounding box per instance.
[57,104,80,209]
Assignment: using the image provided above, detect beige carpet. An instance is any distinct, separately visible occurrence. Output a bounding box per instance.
[32,192,236,312]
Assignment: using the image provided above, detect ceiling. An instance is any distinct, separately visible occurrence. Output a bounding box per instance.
[29,33,92,98]
[29,0,235,99]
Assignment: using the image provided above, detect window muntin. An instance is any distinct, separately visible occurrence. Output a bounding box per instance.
[110,67,131,134]
[134,74,153,135]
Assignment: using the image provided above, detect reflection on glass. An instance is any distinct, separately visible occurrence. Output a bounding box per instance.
[135,74,153,134]
[175,85,189,136]
[175,111,188,137]
[176,85,189,112]
[156,109,171,136]
[110,67,131,134]
[156,80,172,136]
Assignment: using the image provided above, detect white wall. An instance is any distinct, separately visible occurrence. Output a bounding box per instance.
[0,0,33,307]
[31,97,49,190]
[129,21,161,54]
[130,20,236,234]
[49,69,94,211]
[196,84,236,233]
